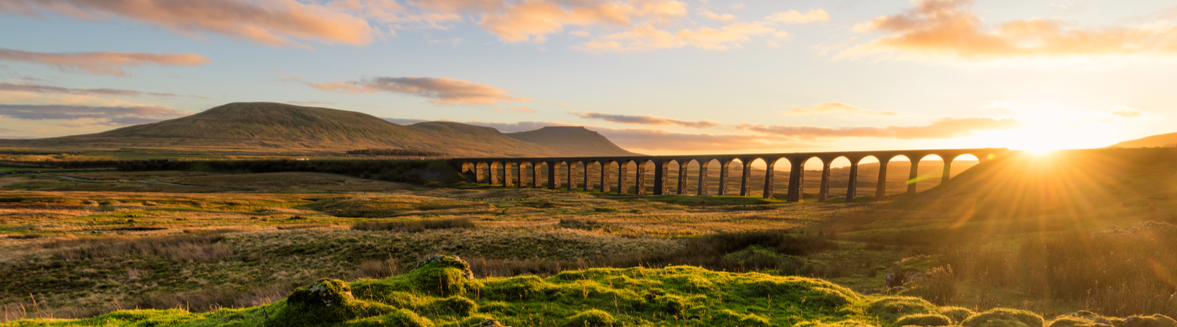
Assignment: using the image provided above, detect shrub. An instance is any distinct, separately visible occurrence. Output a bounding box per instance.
[867,297,938,321]
[274,279,393,326]
[907,265,957,305]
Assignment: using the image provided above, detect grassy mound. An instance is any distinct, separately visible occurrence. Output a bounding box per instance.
[6,256,1174,327]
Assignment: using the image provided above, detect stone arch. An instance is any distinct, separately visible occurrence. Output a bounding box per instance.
[476,162,489,184]
[548,161,567,189]
[741,158,767,197]
[599,160,618,193]
[460,162,477,182]
[680,159,701,195]
[534,161,548,188]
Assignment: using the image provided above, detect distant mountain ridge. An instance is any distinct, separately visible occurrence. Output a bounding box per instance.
[1111,132,1177,148]
[0,102,635,157]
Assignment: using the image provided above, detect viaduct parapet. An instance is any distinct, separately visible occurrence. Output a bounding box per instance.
[449,148,1009,202]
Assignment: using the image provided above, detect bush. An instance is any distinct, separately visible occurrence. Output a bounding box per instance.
[907,265,957,305]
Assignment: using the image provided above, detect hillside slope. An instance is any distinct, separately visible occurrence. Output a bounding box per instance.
[0,103,630,157]
[507,126,639,156]
[1112,131,1177,148]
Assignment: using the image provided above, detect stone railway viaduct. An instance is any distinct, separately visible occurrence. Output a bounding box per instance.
[449,148,1010,202]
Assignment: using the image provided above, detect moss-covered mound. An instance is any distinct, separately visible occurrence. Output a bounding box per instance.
[6,256,1175,327]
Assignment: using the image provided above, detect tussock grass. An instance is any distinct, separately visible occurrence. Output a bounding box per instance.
[351,218,476,232]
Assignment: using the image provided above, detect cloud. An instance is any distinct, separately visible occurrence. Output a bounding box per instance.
[309,76,530,106]
[0,104,192,126]
[0,0,375,49]
[477,0,688,43]
[782,102,899,116]
[572,110,720,128]
[1110,106,1152,119]
[764,9,829,24]
[0,82,203,98]
[0,48,210,76]
[495,107,536,113]
[735,117,1024,139]
[701,11,736,22]
[841,0,1177,61]
[574,21,783,52]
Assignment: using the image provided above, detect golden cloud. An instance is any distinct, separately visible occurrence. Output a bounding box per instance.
[1,0,375,48]
[0,48,209,76]
[478,0,687,43]
[572,111,720,128]
[575,21,781,52]
[841,0,1177,60]
[309,76,530,106]
[764,9,829,24]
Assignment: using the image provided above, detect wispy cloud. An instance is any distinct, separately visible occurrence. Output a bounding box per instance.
[308,76,530,106]
[574,21,786,52]
[840,0,1177,61]
[0,0,375,49]
[0,82,205,99]
[735,117,1024,139]
[782,102,898,116]
[571,111,720,128]
[0,104,192,126]
[764,9,829,24]
[0,48,209,76]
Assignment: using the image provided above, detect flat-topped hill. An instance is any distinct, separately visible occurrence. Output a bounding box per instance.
[507,126,640,156]
[0,103,636,157]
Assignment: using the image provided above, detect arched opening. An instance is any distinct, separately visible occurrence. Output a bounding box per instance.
[722,158,742,196]
[743,158,767,197]
[827,157,853,200]
[702,159,721,195]
[662,160,681,195]
[882,155,910,198]
[601,161,619,193]
[574,161,588,190]
[553,161,567,189]
[585,161,599,191]
[856,156,880,199]
[638,160,654,195]
[477,162,490,184]
[681,159,700,195]
[797,157,821,201]
[766,157,791,199]
[949,154,981,179]
[535,162,549,187]
[914,154,945,192]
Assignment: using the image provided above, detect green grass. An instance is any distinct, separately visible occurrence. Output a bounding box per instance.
[8,256,1172,327]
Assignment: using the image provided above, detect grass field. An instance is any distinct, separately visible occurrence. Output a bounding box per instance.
[1,149,1175,326]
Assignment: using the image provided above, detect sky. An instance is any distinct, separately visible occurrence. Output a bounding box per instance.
[1,0,1175,156]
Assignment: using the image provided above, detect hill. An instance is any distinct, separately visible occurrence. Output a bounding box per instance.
[0,102,635,157]
[1112,131,1177,148]
[507,126,641,156]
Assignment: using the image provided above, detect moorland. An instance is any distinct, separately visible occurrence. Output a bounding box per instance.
[1,103,1175,327]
